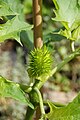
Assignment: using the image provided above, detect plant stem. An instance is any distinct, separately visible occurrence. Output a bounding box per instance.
[24,87,45,120]
[24,107,35,120]
[25,1,43,119]
[33,0,43,48]
[34,87,45,115]
[71,41,75,51]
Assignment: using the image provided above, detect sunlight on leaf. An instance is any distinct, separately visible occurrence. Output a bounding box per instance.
[0,0,22,16]
[46,92,80,120]
[52,0,80,41]
[0,16,33,43]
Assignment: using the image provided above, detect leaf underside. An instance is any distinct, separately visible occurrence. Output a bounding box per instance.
[0,76,34,109]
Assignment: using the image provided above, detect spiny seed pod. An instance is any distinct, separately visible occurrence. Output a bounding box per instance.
[28,46,52,79]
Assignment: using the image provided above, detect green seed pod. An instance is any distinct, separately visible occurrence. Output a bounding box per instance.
[28,46,52,79]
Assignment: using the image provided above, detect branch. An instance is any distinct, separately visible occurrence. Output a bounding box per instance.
[34,87,45,115]
[37,48,80,89]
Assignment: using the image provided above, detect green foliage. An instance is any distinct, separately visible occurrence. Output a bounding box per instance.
[20,30,33,50]
[0,76,34,109]
[43,32,66,44]
[0,0,32,43]
[0,16,32,43]
[45,92,80,120]
[0,0,23,18]
[0,0,20,16]
[52,0,80,41]
[28,46,52,79]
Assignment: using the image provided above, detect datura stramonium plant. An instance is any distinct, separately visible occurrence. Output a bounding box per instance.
[28,46,52,80]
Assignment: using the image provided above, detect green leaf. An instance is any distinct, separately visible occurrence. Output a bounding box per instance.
[58,29,72,39]
[58,27,80,41]
[72,26,80,41]
[0,16,33,43]
[0,0,22,16]
[0,76,34,109]
[52,0,80,41]
[43,32,66,44]
[20,30,33,51]
[0,0,16,16]
[52,0,80,30]
[5,0,23,14]
[46,92,80,120]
